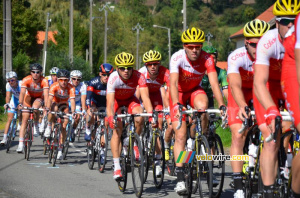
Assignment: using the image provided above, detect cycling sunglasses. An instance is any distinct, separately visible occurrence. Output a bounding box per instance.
[145,62,160,66]
[118,66,133,71]
[7,79,16,83]
[72,78,81,81]
[101,73,110,77]
[246,40,258,48]
[59,79,69,82]
[31,70,41,74]
[276,17,295,26]
[184,44,203,50]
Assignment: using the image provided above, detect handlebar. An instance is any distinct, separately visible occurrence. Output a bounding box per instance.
[265,116,282,143]
[238,107,250,134]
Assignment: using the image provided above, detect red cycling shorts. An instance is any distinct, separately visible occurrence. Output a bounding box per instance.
[149,91,163,118]
[227,86,253,126]
[169,86,206,122]
[253,81,284,126]
[114,96,141,114]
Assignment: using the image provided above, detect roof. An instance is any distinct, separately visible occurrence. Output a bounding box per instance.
[217,61,227,70]
[230,4,276,39]
[37,31,57,45]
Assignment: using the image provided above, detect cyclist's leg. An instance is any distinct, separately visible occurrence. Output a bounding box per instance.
[129,97,143,136]
[60,104,69,145]
[254,93,279,190]
[191,88,208,132]
[32,98,43,136]
[1,112,14,143]
[85,103,97,140]
[44,102,57,137]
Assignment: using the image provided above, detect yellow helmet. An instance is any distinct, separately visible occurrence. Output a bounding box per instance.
[115,52,135,67]
[273,0,300,16]
[181,27,205,44]
[243,19,270,38]
[143,50,162,63]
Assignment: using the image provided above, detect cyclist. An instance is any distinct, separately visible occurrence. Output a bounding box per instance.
[17,63,49,153]
[253,1,300,197]
[85,63,113,140]
[169,27,226,193]
[44,69,76,160]
[45,67,59,86]
[1,72,22,145]
[201,45,228,102]
[69,70,86,142]
[137,50,170,176]
[283,12,300,198]
[227,19,270,197]
[106,52,154,180]
[85,63,113,164]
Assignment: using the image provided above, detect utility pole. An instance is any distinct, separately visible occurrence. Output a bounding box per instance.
[3,0,12,80]
[183,0,187,31]
[99,3,114,63]
[42,13,51,75]
[89,0,93,72]
[132,23,144,70]
[206,32,213,46]
[69,0,74,64]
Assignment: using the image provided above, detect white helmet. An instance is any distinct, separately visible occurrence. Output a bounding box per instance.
[6,71,17,80]
[70,70,82,78]
[50,67,59,75]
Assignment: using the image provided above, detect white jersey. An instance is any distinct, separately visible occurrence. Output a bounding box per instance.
[227,47,254,88]
[6,80,22,109]
[71,82,87,104]
[255,28,285,81]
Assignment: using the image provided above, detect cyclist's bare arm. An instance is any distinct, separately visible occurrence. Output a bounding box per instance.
[135,86,141,100]
[46,95,54,110]
[253,64,276,109]
[5,91,12,104]
[170,73,179,104]
[81,94,87,111]
[43,88,49,106]
[228,73,248,119]
[18,87,26,106]
[70,98,76,113]
[106,93,115,118]
[160,86,170,108]
[140,87,153,113]
[208,71,225,107]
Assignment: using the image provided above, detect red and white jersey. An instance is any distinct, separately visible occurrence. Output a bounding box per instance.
[139,66,170,93]
[295,13,300,49]
[169,49,216,92]
[255,28,286,81]
[227,46,254,88]
[107,70,147,100]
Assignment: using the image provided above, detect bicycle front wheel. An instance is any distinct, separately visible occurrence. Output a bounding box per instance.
[152,133,165,189]
[98,127,108,173]
[25,122,33,161]
[197,136,213,198]
[63,124,71,160]
[52,125,60,167]
[130,133,144,198]
[6,119,16,153]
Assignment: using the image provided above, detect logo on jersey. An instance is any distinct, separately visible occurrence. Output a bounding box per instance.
[231,52,246,61]
[264,37,276,49]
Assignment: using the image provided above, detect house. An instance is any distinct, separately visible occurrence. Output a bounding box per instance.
[230,5,276,49]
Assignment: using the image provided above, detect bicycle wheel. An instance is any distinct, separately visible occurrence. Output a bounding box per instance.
[25,122,33,160]
[98,127,108,173]
[43,138,47,155]
[87,144,96,170]
[142,130,150,183]
[63,124,71,160]
[191,148,199,194]
[152,132,165,189]
[130,132,144,198]
[52,126,60,167]
[166,139,176,176]
[197,136,213,198]
[118,154,128,192]
[210,134,225,198]
[6,119,16,153]
[48,137,53,163]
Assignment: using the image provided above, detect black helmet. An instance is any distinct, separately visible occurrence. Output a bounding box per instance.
[57,69,70,79]
[30,63,43,71]
[99,63,114,74]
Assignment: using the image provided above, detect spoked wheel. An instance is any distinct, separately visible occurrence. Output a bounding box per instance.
[87,143,96,170]
[191,151,199,194]
[152,133,165,189]
[142,131,150,183]
[210,134,225,198]
[98,127,108,173]
[117,154,128,192]
[63,127,71,160]
[48,137,53,163]
[197,136,213,198]
[166,139,176,176]
[43,138,47,155]
[25,123,33,160]
[52,126,60,167]
[130,133,144,198]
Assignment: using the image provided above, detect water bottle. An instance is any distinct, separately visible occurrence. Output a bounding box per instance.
[248,143,258,167]
[123,137,129,155]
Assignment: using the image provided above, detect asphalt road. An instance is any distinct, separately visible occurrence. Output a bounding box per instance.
[0,131,234,198]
